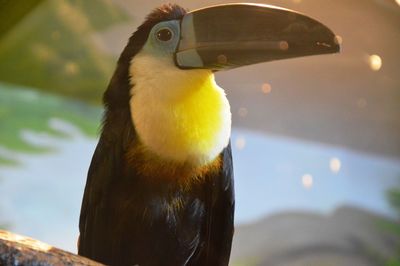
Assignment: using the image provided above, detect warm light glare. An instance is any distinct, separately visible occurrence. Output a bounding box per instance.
[330,158,341,174]
[368,54,382,71]
[235,136,246,150]
[238,107,248,117]
[396,0,400,6]
[334,35,343,45]
[302,174,313,189]
[261,83,272,94]
[0,230,52,252]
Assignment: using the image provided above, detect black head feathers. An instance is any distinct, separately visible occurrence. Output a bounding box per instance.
[104,4,187,109]
[141,4,187,31]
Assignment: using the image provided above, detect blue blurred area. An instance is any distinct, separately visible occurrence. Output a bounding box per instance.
[232,130,400,223]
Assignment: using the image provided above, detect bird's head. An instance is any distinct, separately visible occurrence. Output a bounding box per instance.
[105,3,339,166]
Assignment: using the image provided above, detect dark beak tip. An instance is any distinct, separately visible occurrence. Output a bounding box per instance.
[332,37,342,54]
[313,29,341,55]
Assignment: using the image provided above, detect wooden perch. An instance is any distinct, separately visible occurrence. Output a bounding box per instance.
[0,230,104,266]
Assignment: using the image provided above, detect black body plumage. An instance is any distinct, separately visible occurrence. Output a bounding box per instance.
[78,4,235,266]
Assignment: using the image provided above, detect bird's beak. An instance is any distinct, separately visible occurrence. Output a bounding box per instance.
[175,3,340,70]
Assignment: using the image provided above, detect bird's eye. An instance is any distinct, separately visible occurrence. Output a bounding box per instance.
[156,28,173,42]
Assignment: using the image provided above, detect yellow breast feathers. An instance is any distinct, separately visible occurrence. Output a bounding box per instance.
[129,52,231,166]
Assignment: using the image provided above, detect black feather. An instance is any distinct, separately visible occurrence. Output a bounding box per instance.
[78,4,234,266]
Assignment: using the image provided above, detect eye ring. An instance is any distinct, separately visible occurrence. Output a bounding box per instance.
[156,28,173,42]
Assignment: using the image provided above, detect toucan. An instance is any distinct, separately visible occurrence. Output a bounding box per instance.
[78,3,339,266]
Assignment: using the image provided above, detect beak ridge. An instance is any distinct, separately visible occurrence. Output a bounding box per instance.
[175,4,340,70]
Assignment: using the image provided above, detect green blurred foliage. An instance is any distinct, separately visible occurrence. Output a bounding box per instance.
[0,0,43,39]
[0,0,130,104]
[388,189,400,216]
[387,259,400,266]
[65,0,130,31]
[0,157,18,166]
[0,82,101,164]
[385,187,400,265]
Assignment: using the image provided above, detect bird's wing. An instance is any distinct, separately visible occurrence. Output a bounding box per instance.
[80,135,234,266]
[78,134,121,261]
[198,142,235,266]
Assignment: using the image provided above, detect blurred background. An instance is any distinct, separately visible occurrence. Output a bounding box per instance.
[0,0,399,265]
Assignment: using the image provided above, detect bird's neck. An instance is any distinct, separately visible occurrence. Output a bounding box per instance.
[129,72,231,166]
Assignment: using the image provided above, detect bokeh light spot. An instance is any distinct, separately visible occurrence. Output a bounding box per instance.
[368,54,382,71]
[235,136,246,150]
[217,54,228,64]
[64,62,79,75]
[279,41,289,51]
[32,44,51,61]
[330,158,341,174]
[262,83,272,94]
[302,174,313,189]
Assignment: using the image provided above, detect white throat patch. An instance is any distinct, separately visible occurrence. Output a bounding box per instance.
[129,50,231,166]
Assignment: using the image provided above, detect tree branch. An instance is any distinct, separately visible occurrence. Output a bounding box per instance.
[0,230,104,265]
